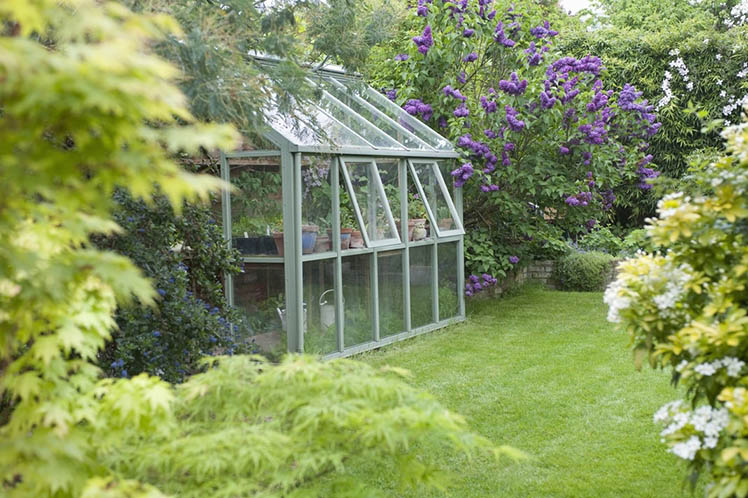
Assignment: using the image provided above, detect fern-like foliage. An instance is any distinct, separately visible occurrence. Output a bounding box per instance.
[108,355,520,497]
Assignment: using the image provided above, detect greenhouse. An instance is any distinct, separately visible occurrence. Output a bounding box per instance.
[221,61,465,357]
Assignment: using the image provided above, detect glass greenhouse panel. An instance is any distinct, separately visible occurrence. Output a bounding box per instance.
[265,93,370,148]
[314,76,433,151]
[301,155,334,255]
[409,245,434,329]
[233,263,286,355]
[341,158,399,245]
[338,169,366,250]
[302,259,338,355]
[229,157,283,256]
[325,74,453,151]
[409,160,464,236]
[378,250,405,338]
[310,86,405,150]
[438,242,459,320]
[342,254,374,348]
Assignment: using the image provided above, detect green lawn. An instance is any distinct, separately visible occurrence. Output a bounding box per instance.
[350,285,697,497]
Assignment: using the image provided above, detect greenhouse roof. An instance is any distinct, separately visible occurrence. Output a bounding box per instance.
[256,56,457,158]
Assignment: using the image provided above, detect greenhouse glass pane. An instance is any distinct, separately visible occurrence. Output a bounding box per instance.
[229,157,283,257]
[303,259,338,355]
[301,155,334,255]
[338,169,366,250]
[410,160,464,236]
[438,242,459,320]
[315,76,432,151]
[378,250,404,338]
[265,93,370,148]
[325,74,453,151]
[342,254,374,348]
[341,159,399,245]
[233,264,286,355]
[409,245,434,329]
[311,86,405,150]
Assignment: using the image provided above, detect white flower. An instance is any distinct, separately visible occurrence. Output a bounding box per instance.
[676,360,689,372]
[716,54,723,61]
[603,279,630,323]
[671,436,701,460]
[669,48,681,56]
[721,90,727,98]
[722,357,745,377]
[695,362,717,376]
[704,38,710,44]
[717,79,723,86]
[704,436,719,449]
[687,81,694,92]
[654,400,683,423]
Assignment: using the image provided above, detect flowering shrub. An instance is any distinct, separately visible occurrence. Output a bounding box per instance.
[604,118,748,495]
[96,191,252,383]
[562,0,748,223]
[369,0,660,286]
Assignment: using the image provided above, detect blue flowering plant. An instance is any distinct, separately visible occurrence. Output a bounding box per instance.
[369,0,661,286]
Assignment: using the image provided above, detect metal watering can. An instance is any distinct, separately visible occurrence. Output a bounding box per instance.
[319,289,343,334]
[277,302,307,334]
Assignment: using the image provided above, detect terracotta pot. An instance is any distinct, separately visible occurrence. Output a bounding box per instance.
[350,230,364,248]
[272,232,284,256]
[314,234,331,253]
[438,218,453,231]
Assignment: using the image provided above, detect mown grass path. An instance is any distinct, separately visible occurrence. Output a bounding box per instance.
[354,286,694,497]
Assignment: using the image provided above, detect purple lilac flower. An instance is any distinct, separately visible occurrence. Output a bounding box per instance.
[453,103,469,118]
[540,90,556,109]
[524,41,550,66]
[501,150,511,166]
[637,154,660,189]
[394,54,409,62]
[385,88,397,101]
[559,145,570,155]
[494,21,516,47]
[438,116,448,128]
[451,162,474,187]
[509,255,519,264]
[565,191,593,207]
[547,55,603,82]
[480,96,498,113]
[498,72,528,96]
[463,52,478,62]
[412,25,433,54]
[504,142,515,152]
[579,120,606,145]
[601,190,616,210]
[463,27,475,37]
[457,71,467,84]
[530,20,558,39]
[417,1,428,16]
[618,83,661,136]
[505,105,525,132]
[403,99,433,121]
[586,219,597,229]
[443,85,467,102]
[484,129,498,139]
[465,273,498,296]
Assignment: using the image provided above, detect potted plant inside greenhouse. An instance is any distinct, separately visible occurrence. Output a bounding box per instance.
[408,193,428,241]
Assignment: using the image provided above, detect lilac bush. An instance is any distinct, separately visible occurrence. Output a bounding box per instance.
[371,0,660,286]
